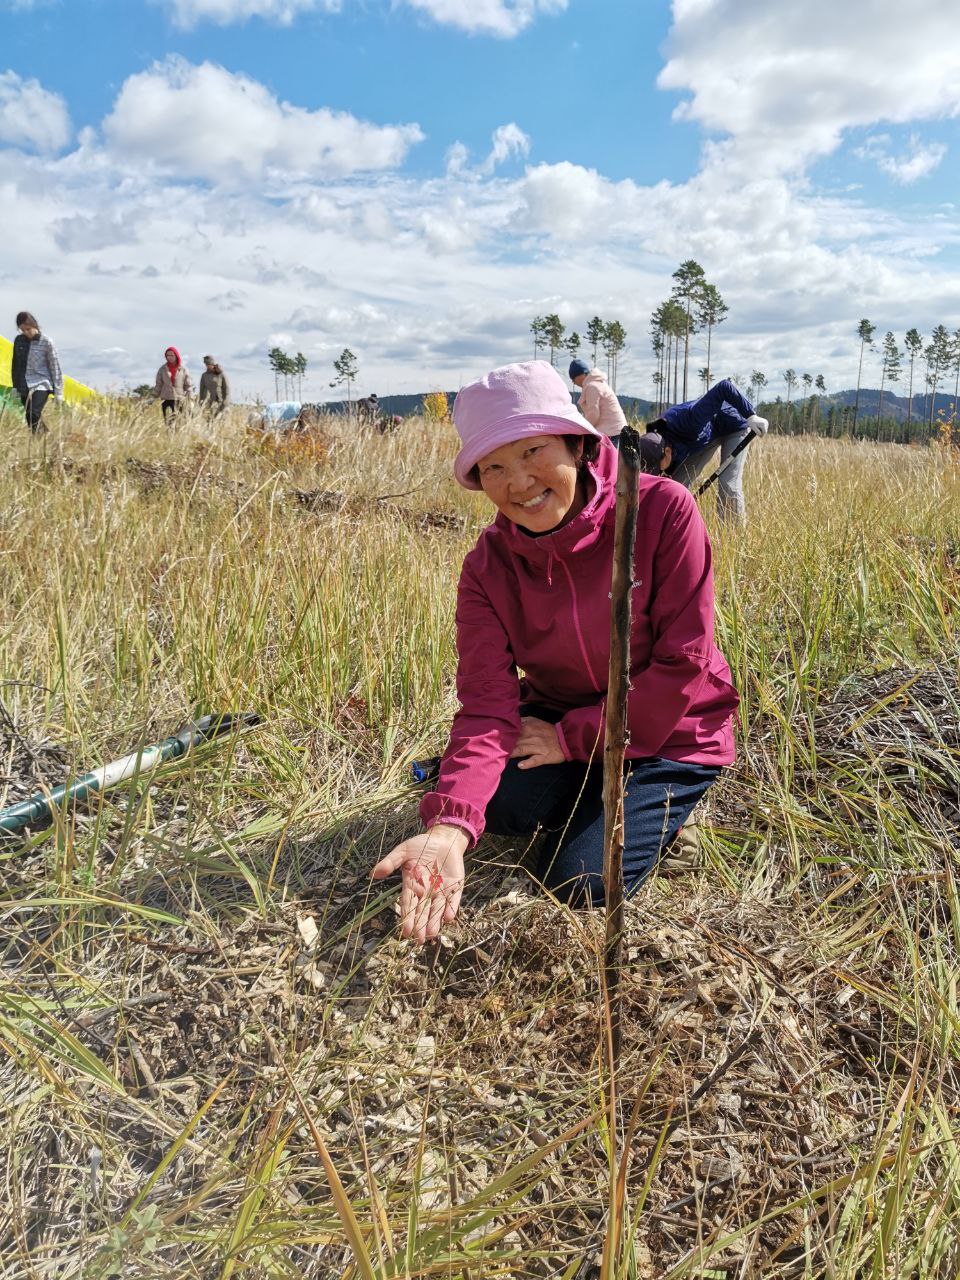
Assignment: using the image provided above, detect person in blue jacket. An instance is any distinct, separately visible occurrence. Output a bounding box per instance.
[645,379,768,520]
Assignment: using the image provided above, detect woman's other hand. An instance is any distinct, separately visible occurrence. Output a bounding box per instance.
[511,717,566,769]
[371,824,469,943]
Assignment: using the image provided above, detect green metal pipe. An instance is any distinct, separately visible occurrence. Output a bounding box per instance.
[0,712,260,836]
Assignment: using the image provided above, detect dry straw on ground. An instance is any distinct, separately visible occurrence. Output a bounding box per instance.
[0,399,958,1278]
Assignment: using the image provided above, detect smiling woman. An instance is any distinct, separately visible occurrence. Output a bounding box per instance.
[371,361,740,944]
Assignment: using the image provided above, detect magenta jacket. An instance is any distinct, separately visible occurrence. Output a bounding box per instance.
[420,441,738,844]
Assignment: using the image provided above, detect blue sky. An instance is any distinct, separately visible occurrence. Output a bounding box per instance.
[4,1,696,181]
[1,0,959,399]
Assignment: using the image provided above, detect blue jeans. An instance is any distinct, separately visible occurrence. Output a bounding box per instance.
[672,427,750,520]
[484,712,720,905]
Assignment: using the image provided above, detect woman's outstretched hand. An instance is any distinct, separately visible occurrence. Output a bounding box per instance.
[511,717,566,769]
[371,824,470,944]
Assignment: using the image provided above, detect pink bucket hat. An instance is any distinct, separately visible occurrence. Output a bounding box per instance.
[452,361,602,490]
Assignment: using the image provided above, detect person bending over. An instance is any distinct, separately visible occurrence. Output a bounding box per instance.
[372,361,738,944]
[646,379,768,520]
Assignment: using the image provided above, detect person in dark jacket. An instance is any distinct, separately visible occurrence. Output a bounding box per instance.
[198,356,229,414]
[646,379,768,519]
[11,311,63,434]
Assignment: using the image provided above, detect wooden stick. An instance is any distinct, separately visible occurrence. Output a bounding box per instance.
[601,425,641,1068]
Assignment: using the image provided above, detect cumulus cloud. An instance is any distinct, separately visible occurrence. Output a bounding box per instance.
[102,58,423,184]
[481,122,530,172]
[857,134,947,185]
[4,2,960,402]
[402,0,566,37]
[0,71,72,152]
[659,0,960,172]
[446,122,531,176]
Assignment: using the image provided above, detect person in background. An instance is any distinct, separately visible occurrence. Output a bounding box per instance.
[569,357,627,445]
[199,355,229,414]
[371,361,737,944]
[11,311,63,434]
[645,379,769,520]
[154,346,193,421]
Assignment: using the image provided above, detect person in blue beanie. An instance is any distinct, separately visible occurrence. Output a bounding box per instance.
[569,357,627,444]
[645,379,768,520]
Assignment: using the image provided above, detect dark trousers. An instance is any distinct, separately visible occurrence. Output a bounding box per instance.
[161,399,183,422]
[484,709,720,905]
[21,389,51,434]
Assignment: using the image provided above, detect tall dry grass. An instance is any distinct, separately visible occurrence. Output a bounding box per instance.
[0,396,958,1278]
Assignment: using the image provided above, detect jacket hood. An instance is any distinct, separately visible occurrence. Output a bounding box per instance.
[583,369,607,384]
[164,347,182,369]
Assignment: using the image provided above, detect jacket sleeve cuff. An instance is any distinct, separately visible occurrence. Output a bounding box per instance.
[557,707,604,764]
[419,792,483,846]
[554,719,574,762]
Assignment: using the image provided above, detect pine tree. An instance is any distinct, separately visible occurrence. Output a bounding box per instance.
[542,314,566,367]
[330,349,359,419]
[784,369,798,430]
[586,316,605,367]
[801,372,813,431]
[564,331,582,363]
[697,283,728,386]
[671,259,707,401]
[853,319,876,430]
[530,316,547,359]
[927,324,951,427]
[602,321,627,390]
[294,352,308,400]
[903,328,923,429]
[268,346,288,401]
[876,332,901,437]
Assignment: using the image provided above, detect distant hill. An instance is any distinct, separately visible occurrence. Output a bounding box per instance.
[778,387,957,423]
[320,390,655,418]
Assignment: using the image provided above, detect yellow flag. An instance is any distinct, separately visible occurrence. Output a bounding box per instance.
[0,334,98,406]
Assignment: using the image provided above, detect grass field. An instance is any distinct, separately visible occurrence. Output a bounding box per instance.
[1,399,958,1278]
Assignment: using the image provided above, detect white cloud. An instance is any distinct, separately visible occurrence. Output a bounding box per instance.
[102,58,423,184]
[4,2,960,405]
[659,0,960,173]
[446,122,531,176]
[165,0,340,26]
[403,0,567,37]
[0,71,72,152]
[857,134,947,185]
[161,0,565,33]
[481,122,530,172]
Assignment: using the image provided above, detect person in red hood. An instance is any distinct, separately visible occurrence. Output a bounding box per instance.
[372,361,739,944]
[154,346,193,421]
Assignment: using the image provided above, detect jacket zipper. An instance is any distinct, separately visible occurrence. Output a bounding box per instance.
[557,554,603,692]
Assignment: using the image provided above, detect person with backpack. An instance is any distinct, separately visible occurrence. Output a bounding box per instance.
[645,379,769,519]
[371,361,738,944]
[154,346,193,421]
[11,311,63,434]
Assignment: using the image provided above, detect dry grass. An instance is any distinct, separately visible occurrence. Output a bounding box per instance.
[0,396,959,1278]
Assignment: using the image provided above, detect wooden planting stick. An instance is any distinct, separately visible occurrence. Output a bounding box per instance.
[601,425,641,1068]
